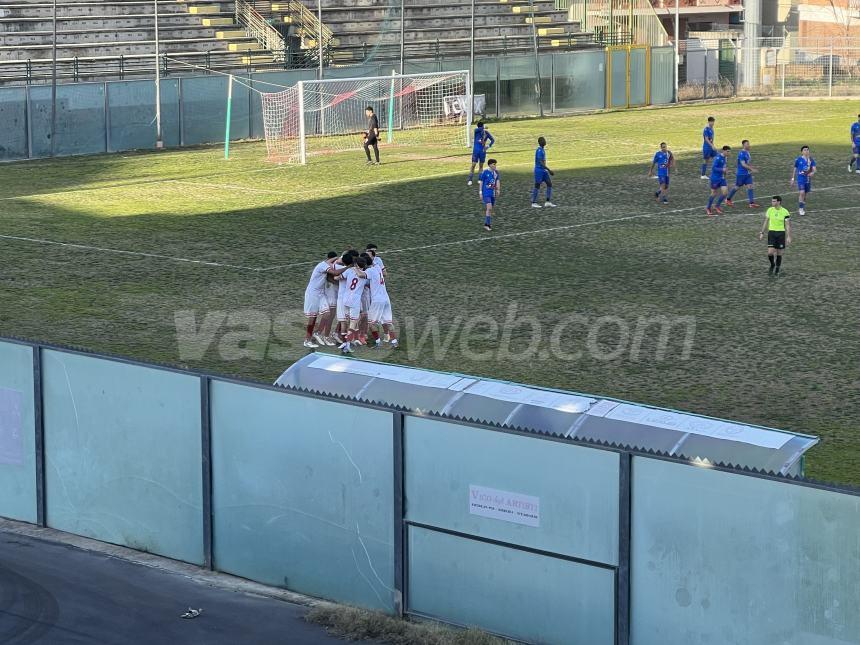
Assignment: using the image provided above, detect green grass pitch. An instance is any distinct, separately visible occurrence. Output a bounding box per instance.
[1,99,858,484]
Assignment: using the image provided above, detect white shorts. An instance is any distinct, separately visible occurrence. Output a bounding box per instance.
[336,299,347,322]
[303,290,328,317]
[361,289,371,313]
[368,300,393,324]
[345,304,362,321]
[325,286,338,309]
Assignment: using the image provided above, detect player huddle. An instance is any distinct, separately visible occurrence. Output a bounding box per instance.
[467,123,555,231]
[302,244,398,354]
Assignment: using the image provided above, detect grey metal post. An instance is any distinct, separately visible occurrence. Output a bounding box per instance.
[828,42,833,97]
[469,0,475,98]
[529,0,544,117]
[154,0,163,148]
[495,56,500,118]
[674,0,679,102]
[318,0,324,79]
[781,61,785,97]
[616,451,632,645]
[50,0,57,157]
[33,345,46,527]
[393,412,406,616]
[201,376,213,569]
[400,0,406,75]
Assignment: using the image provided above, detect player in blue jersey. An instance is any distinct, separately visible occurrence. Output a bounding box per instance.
[648,142,674,204]
[791,145,816,215]
[706,145,731,216]
[701,116,716,179]
[531,136,556,208]
[467,121,495,186]
[726,139,760,208]
[479,159,500,231]
[849,115,860,173]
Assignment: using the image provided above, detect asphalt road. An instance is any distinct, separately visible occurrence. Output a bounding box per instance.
[0,531,349,644]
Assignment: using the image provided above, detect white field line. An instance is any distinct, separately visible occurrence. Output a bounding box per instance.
[1,179,857,273]
[0,233,259,270]
[0,111,848,203]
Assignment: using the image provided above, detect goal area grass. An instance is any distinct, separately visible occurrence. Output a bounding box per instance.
[1,99,859,485]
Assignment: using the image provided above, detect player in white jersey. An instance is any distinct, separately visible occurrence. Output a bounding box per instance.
[302,252,347,348]
[334,251,357,342]
[339,256,369,354]
[366,243,386,274]
[365,262,398,348]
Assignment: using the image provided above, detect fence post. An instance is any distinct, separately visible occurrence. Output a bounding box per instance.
[393,412,406,616]
[781,62,785,98]
[617,451,632,645]
[828,42,833,97]
[200,375,213,570]
[495,56,501,119]
[33,345,46,527]
[703,49,708,101]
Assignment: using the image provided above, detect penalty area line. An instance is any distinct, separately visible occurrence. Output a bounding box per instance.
[0,233,260,271]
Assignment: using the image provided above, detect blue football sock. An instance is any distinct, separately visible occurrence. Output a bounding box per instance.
[707,196,715,208]
[799,201,805,209]
[484,215,492,226]
[701,163,707,176]
[531,188,539,203]
[715,194,725,206]
[546,187,553,201]
[468,171,474,182]
[747,189,755,203]
[727,188,737,200]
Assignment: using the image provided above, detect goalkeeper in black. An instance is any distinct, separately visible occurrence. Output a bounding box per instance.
[363,106,380,165]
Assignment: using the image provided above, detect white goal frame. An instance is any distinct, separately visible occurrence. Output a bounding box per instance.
[260,70,472,164]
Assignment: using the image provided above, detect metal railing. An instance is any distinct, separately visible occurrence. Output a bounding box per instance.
[235,0,286,60]
[566,0,670,46]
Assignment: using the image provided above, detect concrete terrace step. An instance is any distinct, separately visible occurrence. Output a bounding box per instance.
[0,36,256,60]
[0,3,211,18]
[322,9,563,30]
[0,25,237,46]
[0,14,234,31]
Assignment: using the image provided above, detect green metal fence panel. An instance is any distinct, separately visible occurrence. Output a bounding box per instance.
[499,53,552,115]
[631,457,860,644]
[553,50,606,111]
[404,416,620,564]
[0,87,28,161]
[106,79,180,152]
[210,381,396,612]
[609,48,628,108]
[408,525,615,644]
[181,75,251,146]
[42,350,204,564]
[29,82,107,157]
[0,341,36,523]
[650,46,675,104]
[629,47,648,106]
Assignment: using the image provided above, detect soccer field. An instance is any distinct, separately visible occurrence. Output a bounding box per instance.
[1,99,859,484]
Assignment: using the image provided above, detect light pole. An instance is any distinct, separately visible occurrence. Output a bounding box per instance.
[399,0,405,74]
[154,0,163,148]
[674,0,679,102]
[50,0,57,156]
[469,0,475,98]
[318,0,324,78]
[529,0,544,117]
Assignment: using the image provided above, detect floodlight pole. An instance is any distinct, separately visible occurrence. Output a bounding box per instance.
[674,0,679,102]
[529,0,544,117]
[399,0,406,74]
[317,0,324,79]
[469,0,475,99]
[154,0,163,148]
[50,0,57,157]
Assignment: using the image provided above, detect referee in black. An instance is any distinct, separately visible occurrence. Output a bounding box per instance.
[363,106,380,165]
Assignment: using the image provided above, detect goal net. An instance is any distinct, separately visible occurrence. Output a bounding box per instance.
[260,71,471,164]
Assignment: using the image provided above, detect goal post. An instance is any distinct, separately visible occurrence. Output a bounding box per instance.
[260,70,472,164]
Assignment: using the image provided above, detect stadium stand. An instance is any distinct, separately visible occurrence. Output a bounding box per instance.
[0,0,610,84]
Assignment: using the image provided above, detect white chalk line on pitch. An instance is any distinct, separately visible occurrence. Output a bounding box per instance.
[0,233,260,271]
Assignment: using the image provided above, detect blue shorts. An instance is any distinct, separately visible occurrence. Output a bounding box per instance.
[710,178,727,190]
[735,174,753,187]
[482,193,495,206]
[702,147,716,160]
[472,149,486,164]
[798,178,812,193]
[657,174,669,187]
[534,169,551,184]
[854,140,860,154]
